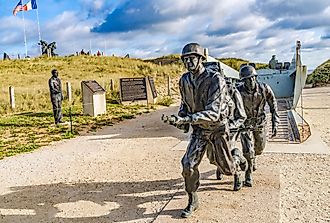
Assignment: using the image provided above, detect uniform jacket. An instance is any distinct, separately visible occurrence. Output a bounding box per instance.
[178,68,229,130]
[48,76,63,100]
[237,82,279,128]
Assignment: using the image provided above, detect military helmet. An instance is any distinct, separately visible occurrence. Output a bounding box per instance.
[181,43,206,60]
[239,65,257,80]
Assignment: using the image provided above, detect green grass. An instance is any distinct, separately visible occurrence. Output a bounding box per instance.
[0,102,152,159]
[156,96,174,107]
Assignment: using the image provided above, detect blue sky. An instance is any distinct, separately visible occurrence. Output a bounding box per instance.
[0,0,329,69]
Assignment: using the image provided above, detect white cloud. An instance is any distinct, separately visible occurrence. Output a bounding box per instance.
[0,0,329,69]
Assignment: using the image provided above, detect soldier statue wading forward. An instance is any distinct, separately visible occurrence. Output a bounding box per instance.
[162,43,247,218]
[49,69,64,124]
[237,65,279,187]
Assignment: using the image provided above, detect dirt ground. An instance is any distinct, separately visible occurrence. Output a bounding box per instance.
[0,87,329,223]
[279,86,330,223]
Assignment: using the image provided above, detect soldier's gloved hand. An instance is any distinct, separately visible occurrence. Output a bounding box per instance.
[271,126,278,137]
[171,115,191,125]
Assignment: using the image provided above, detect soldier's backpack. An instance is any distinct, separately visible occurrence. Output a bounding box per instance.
[203,61,234,120]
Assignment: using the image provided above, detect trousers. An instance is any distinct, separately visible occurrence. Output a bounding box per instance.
[51,94,63,124]
[181,127,235,193]
[240,127,267,157]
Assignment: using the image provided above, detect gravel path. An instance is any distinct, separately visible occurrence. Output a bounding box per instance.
[0,87,329,223]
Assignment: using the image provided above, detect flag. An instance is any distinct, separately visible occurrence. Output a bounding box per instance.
[13,0,23,16]
[22,0,38,11]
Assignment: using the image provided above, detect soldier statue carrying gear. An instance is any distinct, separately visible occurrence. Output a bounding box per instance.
[209,77,248,181]
[163,43,246,218]
[49,69,64,124]
[237,65,279,187]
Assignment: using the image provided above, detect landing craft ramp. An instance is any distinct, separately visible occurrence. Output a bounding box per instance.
[206,40,311,144]
[266,99,310,144]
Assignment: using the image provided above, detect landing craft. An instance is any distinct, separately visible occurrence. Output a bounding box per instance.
[205,40,310,143]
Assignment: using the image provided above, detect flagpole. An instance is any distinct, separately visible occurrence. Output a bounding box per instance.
[89,39,92,55]
[104,40,107,56]
[22,9,28,58]
[36,6,42,55]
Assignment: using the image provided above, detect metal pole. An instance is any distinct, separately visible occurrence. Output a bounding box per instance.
[36,7,42,55]
[22,10,28,58]
[167,76,171,96]
[300,66,304,141]
[104,40,107,56]
[89,39,92,55]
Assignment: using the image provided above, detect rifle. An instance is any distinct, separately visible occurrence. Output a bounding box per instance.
[161,114,178,126]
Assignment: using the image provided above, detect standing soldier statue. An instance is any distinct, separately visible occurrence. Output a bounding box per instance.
[163,43,246,218]
[237,65,279,187]
[49,69,64,124]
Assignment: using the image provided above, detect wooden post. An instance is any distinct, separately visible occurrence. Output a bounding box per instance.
[110,79,114,91]
[9,86,15,109]
[66,82,72,102]
[167,76,171,96]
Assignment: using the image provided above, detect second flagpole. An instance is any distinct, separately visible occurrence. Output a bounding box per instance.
[36,6,42,55]
[21,8,28,58]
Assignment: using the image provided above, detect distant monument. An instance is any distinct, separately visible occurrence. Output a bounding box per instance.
[38,40,58,57]
[3,53,10,60]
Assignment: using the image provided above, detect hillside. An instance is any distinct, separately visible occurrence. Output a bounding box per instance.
[146,55,268,71]
[0,55,184,114]
[218,58,268,71]
[306,59,330,86]
[0,55,184,158]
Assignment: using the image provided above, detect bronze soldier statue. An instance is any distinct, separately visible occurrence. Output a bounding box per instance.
[49,69,64,124]
[163,43,246,218]
[237,65,279,187]
[209,77,247,180]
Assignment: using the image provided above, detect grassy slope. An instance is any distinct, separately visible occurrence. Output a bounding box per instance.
[218,58,268,70]
[306,59,330,86]
[0,56,184,114]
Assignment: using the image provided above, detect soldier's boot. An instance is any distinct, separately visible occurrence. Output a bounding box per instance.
[233,173,242,191]
[181,192,199,218]
[231,148,244,191]
[244,158,254,187]
[231,148,247,172]
[216,167,223,180]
